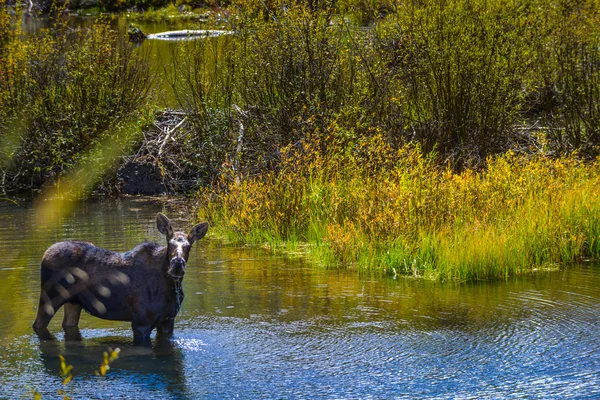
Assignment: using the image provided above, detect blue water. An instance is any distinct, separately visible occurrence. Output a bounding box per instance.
[0,198,599,399]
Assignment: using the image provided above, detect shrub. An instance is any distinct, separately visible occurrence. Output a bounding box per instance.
[169,5,364,177]
[534,0,600,158]
[0,16,153,193]
[374,0,537,164]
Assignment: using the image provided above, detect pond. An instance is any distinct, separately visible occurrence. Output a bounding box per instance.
[21,13,229,108]
[0,198,599,398]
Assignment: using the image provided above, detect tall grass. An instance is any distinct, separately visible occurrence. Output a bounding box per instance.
[198,131,600,281]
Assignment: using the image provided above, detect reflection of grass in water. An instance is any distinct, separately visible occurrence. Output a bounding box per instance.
[31,348,120,400]
[124,4,212,23]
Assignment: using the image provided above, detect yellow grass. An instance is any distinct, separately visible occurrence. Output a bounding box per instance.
[198,132,600,281]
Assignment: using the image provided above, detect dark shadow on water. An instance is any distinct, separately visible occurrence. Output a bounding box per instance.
[35,327,189,398]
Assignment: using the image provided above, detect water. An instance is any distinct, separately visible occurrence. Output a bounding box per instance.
[0,198,599,399]
[20,13,229,108]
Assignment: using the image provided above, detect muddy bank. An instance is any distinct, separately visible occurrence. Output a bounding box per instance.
[117,162,167,195]
[113,109,219,196]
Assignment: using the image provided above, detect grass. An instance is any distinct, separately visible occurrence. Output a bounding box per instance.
[197,132,600,281]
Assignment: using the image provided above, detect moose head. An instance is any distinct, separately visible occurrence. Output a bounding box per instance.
[157,213,209,280]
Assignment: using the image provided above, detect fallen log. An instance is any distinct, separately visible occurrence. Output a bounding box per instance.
[147,29,233,40]
[128,24,233,42]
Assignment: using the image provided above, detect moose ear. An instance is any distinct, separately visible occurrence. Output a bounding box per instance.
[188,222,209,244]
[157,213,174,240]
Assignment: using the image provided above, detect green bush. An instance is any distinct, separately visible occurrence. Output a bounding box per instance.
[4,0,600,195]
[534,0,600,158]
[374,0,537,164]
[168,5,363,176]
[0,16,153,193]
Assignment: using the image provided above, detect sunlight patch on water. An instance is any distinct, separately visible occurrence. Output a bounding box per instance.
[173,338,207,352]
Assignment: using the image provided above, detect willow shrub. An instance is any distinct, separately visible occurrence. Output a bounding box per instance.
[233,6,358,154]
[166,4,366,177]
[374,0,538,163]
[176,0,570,174]
[536,0,600,157]
[198,131,600,281]
[0,16,153,192]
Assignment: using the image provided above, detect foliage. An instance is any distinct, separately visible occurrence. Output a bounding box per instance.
[9,0,596,194]
[169,0,600,281]
[168,4,372,177]
[374,0,535,164]
[0,12,153,194]
[31,348,120,399]
[58,354,73,399]
[3,0,600,279]
[337,0,396,24]
[535,0,600,157]
[163,0,600,183]
[163,36,235,186]
[95,347,121,376]
[198,131,600,281]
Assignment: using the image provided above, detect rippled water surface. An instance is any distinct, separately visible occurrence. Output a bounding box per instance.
[1,198,599,399]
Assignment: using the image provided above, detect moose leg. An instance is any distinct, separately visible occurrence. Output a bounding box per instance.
[33,270,78,330]
[33,292,58,329]
[132,320,153,345]
[156,318,175,337]
[62,302,83,328]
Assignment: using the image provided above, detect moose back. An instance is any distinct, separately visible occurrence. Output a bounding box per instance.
[33,213,208,343]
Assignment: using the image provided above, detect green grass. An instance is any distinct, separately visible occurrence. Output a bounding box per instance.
[197,134,600,281]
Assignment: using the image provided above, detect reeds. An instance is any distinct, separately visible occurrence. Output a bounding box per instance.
[198,132,600,281]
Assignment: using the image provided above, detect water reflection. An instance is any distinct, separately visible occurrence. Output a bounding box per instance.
[20,13,227,108]
[34,327,189,399]
[0,198,600,398]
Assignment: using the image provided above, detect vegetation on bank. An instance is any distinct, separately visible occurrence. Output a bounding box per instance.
[186,0,600,280]
[1,0,600,279]
[0,4,153,194]
[198,133,600,281]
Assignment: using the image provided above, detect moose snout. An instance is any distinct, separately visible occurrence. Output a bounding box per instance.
[169,257,186,278]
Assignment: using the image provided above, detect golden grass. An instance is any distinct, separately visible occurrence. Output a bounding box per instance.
[197,132,600,281]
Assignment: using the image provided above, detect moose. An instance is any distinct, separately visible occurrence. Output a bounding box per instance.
[32,213,208,344]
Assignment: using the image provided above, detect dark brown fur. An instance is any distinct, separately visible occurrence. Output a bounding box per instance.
[32,213,208,344]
